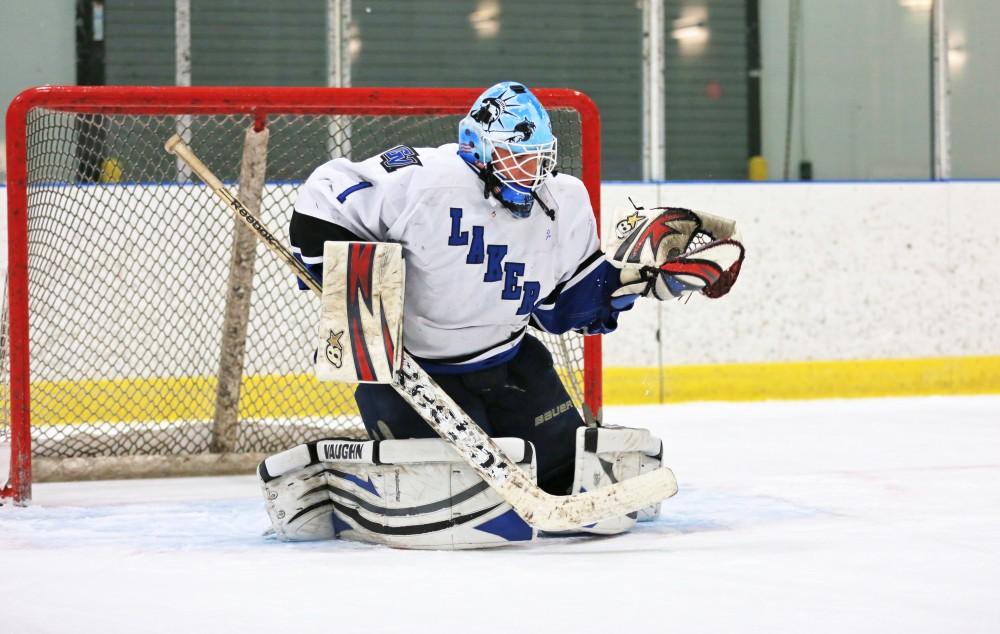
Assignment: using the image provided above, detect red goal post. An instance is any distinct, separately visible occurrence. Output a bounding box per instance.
[2,86,603,504]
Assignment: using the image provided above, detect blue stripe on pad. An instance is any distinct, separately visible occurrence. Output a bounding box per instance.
[473,509,533,542]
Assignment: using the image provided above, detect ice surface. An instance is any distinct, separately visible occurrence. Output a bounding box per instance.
[2,396,999,633]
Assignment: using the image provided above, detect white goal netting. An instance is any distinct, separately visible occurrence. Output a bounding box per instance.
[2,91,598,484]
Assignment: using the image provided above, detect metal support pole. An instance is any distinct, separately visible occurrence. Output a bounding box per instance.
[931,0,951,180]
[327,0,351,88]
[327,0,353,159]
[175,0,192,181]
[642,0,666,181]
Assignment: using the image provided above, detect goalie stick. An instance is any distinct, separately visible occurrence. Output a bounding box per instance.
[164,133,677,531]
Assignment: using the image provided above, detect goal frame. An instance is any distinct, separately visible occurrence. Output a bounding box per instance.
[2,85,603,504]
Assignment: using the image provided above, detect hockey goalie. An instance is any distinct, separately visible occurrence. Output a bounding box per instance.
[258,81,744,549]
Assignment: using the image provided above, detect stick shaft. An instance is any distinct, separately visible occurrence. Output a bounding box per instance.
[165,134,322,295]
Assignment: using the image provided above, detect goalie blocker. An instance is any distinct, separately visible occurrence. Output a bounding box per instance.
[258,426,665,550]
[315,241,404,383]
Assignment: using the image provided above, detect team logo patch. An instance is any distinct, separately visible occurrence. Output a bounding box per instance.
[379,145,421,172]
[324,329,344,368]
[615,212,646,240]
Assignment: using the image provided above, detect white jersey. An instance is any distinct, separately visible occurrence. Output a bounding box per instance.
[292,143,601,367]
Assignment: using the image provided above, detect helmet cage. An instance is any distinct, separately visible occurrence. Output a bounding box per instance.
[489,138,558,191]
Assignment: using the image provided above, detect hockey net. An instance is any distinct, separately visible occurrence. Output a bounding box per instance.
[1,86,602,503]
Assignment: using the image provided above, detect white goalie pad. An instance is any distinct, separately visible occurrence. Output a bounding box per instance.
[315,241,404,383]
[557,426,665,535]
[258,438,537,550]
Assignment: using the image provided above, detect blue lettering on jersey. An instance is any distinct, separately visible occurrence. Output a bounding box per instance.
[336,180,373,203]
[501,263,525,300]
[379,145,421,172]
[484,245,507,282]
[447,207,541,312]
[448,208,468,246]
[467,226,485,264]
[517,281,541,315]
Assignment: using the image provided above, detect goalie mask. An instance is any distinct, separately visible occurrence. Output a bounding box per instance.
[458,81,558,218]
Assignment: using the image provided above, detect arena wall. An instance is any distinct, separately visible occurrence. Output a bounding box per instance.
[3,180,998,405]
[600,181,1000,402]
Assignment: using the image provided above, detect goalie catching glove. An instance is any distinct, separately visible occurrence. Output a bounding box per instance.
[606,205,745,300]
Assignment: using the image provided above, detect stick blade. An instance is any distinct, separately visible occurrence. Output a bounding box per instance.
[508,466,679,532]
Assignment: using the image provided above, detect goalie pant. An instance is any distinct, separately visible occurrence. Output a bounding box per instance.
[356,334,584,495]
[257,426,664,550]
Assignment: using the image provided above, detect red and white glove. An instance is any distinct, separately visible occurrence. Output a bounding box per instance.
[606,205,744,300]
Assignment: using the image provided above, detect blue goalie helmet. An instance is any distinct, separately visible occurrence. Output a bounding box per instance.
[458,81,558,218]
